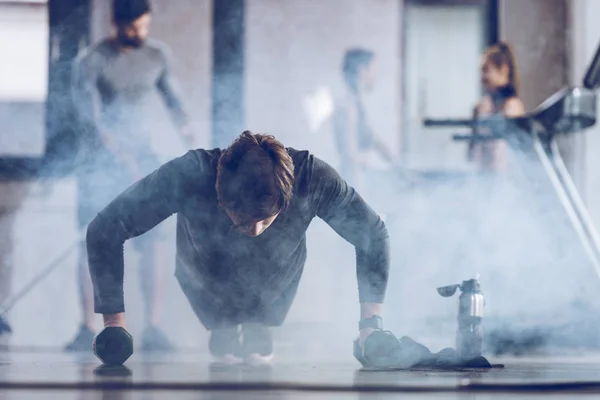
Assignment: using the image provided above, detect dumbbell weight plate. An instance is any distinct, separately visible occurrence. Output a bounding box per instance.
[94,326,134,365]
[362,330,403,368]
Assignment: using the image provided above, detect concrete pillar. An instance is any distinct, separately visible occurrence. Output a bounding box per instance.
[498,0,592,191]
[499,0,568,110]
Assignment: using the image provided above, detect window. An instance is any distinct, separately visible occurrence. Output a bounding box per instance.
[0,1,48,101]
[0,0,48,156]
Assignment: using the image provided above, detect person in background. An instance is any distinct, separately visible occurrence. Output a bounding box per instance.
[333,48,396,193]
[0,186,30,343]
[66,0,194,352]
[469,41,526,171]
[459,42,527,284]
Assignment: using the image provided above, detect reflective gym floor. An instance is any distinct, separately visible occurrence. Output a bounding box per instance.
[3,350,600,399]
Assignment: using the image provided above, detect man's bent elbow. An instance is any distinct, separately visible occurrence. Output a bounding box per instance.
[374,216,389,241]
[86,213,114,251]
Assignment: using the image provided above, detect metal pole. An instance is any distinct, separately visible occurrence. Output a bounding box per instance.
[530,132,600,278]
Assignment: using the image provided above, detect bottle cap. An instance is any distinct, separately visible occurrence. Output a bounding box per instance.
[461,278,481,292]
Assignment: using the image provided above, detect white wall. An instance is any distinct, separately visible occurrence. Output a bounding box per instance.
[0,3,48,101]
[0,3,47,157]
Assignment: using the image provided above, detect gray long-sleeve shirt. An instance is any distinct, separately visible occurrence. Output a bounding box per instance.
[71,38,189,158]
[87,149,390,314]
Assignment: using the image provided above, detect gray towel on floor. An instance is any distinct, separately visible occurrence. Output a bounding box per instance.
[357,334,501,370]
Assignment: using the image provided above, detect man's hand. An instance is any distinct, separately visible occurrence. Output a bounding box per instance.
[93,313,126,353]
[103,313,126,328]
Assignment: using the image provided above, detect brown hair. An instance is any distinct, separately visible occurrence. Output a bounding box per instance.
[216,131,295,223]
[484,41,520,95]
[112,0,151,24]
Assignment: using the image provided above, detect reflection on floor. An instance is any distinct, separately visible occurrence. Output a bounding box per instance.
[2,350,600,399]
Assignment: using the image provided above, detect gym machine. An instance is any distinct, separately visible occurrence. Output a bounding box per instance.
[422,41,600,354]
[423,42,600,282]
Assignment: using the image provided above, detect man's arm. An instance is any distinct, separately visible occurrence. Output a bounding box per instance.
[309,156,390,333]
[86,152,199,322]
[156,48,193,145]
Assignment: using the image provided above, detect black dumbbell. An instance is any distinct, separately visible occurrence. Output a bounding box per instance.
[93,326,134,365]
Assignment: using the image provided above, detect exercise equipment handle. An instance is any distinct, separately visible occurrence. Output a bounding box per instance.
[423,118,475,128]
[452,134,503,142]
[423,115,531,130]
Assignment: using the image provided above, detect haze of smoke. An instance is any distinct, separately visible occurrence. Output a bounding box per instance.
[6,1,600,361]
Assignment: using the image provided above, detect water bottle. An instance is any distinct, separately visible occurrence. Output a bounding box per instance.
[437,277,485,360]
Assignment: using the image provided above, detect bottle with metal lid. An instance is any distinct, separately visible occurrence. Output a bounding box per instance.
[437,276,485,360]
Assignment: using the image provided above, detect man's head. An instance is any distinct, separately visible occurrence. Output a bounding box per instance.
[216,131,295,237]
[112,0,152,48]
[342,48,376,95]
[481,41,520,95]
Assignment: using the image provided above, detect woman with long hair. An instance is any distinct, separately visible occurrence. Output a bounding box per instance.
[469,41,526,171]
[460,42,527,284]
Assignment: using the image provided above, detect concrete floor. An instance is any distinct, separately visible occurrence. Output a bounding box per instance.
[2,350,600,399]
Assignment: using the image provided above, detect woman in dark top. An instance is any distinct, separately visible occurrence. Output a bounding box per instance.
[460,42,527,281]
[469,41,526,172]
